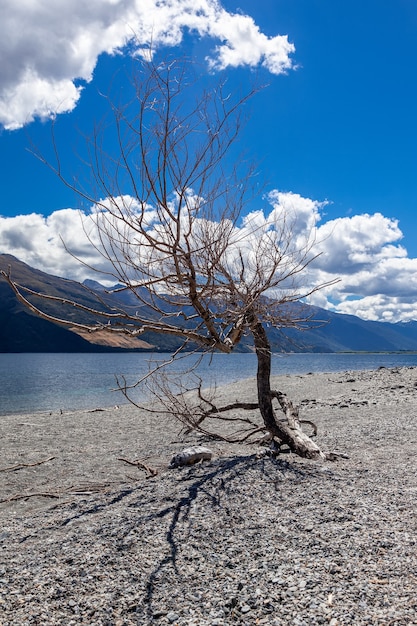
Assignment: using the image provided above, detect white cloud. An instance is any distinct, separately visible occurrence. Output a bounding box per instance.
[331,292,417,323]
[222,192,417,322]
[0,0,295,130]
[314,213,405,273]
[267,190,324,241]
[206,10,294,74]
[305,210,417,322]
[0,210,109,282]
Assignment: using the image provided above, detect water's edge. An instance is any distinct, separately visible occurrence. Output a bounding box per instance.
[2,352,417,416]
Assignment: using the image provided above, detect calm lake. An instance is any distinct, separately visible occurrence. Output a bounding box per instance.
[1,351,417,416]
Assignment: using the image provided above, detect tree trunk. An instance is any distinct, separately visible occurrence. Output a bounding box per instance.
[251,319,325,459]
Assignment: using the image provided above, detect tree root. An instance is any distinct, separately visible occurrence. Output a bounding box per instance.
[298,419,318,437]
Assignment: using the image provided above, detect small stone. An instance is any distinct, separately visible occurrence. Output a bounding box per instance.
[167,612,180,623]
[240,604,251,614]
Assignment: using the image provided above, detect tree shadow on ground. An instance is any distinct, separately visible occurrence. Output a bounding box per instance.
[33,452,328,624]
[129,453,322,622]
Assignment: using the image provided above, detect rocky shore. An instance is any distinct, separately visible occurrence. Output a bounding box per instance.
[1,367,416,625]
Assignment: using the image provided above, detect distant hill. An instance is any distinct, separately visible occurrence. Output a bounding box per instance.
[1,253,417,353]
[0,255,158,353]
[277,306,417,353]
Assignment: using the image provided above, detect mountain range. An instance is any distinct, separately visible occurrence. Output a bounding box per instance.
[1,253,417,353]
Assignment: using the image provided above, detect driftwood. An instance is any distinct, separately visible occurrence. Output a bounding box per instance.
[159,381,345,461]
[270,390,325,459]
[169,446,213,468]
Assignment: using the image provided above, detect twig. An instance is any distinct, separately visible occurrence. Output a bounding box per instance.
[0,483,113,504]
[117,457,158,477]
[0,456,56,472]
[1,492,60,503]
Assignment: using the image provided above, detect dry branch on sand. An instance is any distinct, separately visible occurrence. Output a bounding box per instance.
[0,457,56,472]
[117,457,158,477]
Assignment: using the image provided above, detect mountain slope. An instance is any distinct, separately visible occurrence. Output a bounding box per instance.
[271,305,417,353]
[2,253,417,353]
[0,255,156,352]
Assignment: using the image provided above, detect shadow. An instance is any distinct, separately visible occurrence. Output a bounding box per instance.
[133,454,312,623]
[18,487,138,544]
[59,487,137,527]
[21,452,327,623]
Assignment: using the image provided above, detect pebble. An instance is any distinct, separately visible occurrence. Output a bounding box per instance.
[167,612,180,623]
[1,367,417,625]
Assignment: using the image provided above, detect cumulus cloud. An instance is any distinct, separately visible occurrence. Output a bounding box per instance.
[2,190,417,322]
[267,190,325,243]
[206,10,294,74]
[215,191,417,323]
[314,213,405,273]
[0,0,295,130]
[0,210,110,282]
[307,209,417,322]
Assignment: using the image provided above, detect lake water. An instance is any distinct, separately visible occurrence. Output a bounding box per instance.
[1,351,417,416]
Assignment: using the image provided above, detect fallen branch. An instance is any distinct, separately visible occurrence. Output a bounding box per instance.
[0,456,56,472]
[64,483,114,494]
[267,389,326,460]
[271,390,318,436]
[271,390,301,429]
[117,457,158,477]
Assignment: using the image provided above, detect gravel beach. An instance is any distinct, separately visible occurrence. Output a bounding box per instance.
[1,366,416,625]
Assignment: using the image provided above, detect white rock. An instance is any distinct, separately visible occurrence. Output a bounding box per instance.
[169,446,213,468]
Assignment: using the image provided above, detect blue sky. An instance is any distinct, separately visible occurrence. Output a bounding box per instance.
[1,0,417,322]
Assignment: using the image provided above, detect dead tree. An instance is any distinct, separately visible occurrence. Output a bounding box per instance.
[2,58,337,459]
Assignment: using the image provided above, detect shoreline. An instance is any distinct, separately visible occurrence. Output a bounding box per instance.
[1,366,417,624]
[3,351,417,417]
[1,365,416,517]
[0,362,407,420]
